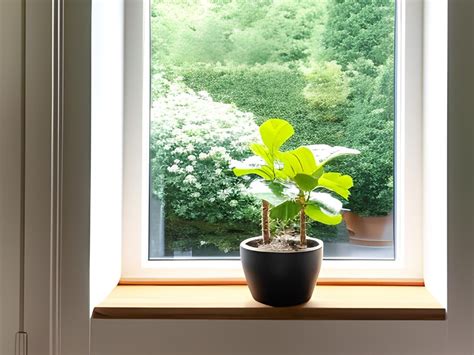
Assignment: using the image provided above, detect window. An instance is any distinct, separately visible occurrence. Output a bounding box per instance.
[122,0,423,281]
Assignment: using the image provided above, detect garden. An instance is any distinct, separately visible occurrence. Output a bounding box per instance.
[149,0,396,258]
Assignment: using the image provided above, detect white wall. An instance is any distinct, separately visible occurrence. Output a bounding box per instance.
[90,0,124,313]
[90,1,473,354]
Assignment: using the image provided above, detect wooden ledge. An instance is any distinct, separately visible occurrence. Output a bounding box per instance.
[93,285,445,320]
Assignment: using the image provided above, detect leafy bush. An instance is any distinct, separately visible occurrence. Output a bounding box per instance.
[338,60,395,216]
[178,63,348,148]
[322,0,395,69]
[303,61,349,112]
[150,80,261,251]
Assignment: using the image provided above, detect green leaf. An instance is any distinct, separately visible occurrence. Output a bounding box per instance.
[293,173,319,192]
[270,200,300,221]
[259,119,294,153]
[318,172,354,200]
[308,192,343,215]
[304,204,342,225]
[278,146,318,177]
[232,167,273,180]
[247,180,287,206]
[312,166,324,179]
[249,143,273,166]
[267,181,285,196]
[306,144,360,166]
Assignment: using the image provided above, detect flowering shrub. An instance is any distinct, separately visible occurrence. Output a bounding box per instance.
[150,80,261,251]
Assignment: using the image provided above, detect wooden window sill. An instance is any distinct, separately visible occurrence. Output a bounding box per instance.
[93,285,445,320]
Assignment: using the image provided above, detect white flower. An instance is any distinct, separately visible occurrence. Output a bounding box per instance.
[215,168,222,176]
[217,190,229,200]
[167,164,179,173]
[187,155,196,161]
[195,182,202,190]
[229,200,238,207]
[209,197,215,203]
[209,146,227,156]
[174,159,181,164]
[173,147,185,154]
[186,143,194,152]
[190,192,201,198]
[185,165,194,173]
[184,174,197,184]
[198,152,208,160]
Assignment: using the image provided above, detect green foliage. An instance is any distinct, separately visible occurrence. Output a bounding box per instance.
[305,204,342,225]
[303,61,349,110]
[233,119,359,243]
[319,0,396,216]
[178,63,347,147]
[149,0,397,252]
[150,81,262,231]
[151,0,327,68]
[339,59,395,216]
[322,0,395,69]
[270,200,300,221]
[165,217,256,254]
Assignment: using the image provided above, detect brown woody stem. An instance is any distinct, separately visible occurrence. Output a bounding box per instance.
[262,200,270,244]
[300,208,306,246]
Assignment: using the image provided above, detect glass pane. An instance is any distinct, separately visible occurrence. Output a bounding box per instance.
[149,0,396,260]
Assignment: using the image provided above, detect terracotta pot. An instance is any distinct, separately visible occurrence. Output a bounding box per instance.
[240,236,323,307]
[343,212,393,247]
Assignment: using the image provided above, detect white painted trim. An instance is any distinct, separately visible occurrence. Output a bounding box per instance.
[121,0,425,281]
[90,0,124,315]
[422,0,448,308]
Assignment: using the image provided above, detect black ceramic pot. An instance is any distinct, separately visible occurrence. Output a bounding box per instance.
[240,236,323,307]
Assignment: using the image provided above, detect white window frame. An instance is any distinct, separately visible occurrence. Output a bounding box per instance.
[121,0,424,282]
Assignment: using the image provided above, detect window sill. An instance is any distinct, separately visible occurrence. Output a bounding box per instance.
[93,285,445,320]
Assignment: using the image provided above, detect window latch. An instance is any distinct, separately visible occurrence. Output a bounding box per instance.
[15,331,28,355]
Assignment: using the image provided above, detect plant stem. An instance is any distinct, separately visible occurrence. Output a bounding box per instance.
[262,200,270,244]
[300,208,306,246]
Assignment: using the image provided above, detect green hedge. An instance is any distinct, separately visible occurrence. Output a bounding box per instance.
[177,63,348,148]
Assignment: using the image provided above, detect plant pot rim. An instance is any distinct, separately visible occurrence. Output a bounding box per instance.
[240,236,323,254]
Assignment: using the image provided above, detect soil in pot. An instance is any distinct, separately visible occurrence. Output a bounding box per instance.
[240,236,323,307]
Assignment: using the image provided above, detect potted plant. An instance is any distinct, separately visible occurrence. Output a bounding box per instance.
[232,119,359,306]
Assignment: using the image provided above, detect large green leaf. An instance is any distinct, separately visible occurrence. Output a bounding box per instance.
[270,200,300,221]
[231,156,275,180]
[306,144,360,166]
[294,173,319,192]
[278,146,318,177]
[232,167,273,180]
[304,204,342,225]
[259,119,294,153]
[247,180,287,206]
[318,172,354,200]
[308,192,343,215]
[249,143,273,167]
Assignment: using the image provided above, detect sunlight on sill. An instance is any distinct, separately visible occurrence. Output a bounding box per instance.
[93,285,445,321]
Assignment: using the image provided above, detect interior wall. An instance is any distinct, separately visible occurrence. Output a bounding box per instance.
[90,0,124,313]
[0,0,22,353]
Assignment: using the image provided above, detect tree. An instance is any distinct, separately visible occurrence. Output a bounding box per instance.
[322,0,395,69]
